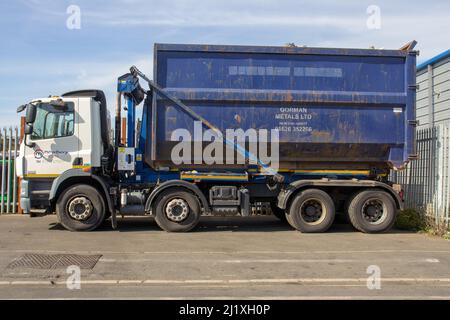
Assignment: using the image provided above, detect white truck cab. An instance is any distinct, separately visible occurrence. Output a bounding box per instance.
[17,91,110,214]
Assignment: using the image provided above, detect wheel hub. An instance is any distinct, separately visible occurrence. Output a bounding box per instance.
[362,199,384,223]
[165,199,189,222]
[300,200,323,223]
[68,197,93,221]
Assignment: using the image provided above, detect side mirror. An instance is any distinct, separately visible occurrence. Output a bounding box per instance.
[23,124,36,148]
[17,104,27,113]
[25,104,37,124]
[24,124,33,135]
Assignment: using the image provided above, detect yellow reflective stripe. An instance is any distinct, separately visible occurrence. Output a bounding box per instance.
[24,174,60,178]
[277,169,370,175]
[72,165,91,169]
[181,174,248,181]
[293,170,370,175]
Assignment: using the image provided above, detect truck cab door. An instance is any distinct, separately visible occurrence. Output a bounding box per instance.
[23,98,79,178]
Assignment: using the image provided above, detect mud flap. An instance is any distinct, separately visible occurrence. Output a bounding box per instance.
[111,209,118,229]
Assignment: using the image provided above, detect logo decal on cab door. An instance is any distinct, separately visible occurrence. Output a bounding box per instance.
[34,148,44,159]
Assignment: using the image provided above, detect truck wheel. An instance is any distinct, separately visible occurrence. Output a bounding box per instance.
[56,184,106,232]
[154,189,201,232]
[347,189,396,233]
[287,189,335,233]
[270,203,287,222]
[341,193,356,224]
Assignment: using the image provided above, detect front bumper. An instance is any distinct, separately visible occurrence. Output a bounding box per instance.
[20,197,31,214]
[20,179,30,213]
[19,179,52,214]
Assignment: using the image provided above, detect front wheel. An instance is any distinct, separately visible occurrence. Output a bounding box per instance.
[154,189,201,232]
[347,189,397,233]
[286,189,335,233]
[56,184,106,232]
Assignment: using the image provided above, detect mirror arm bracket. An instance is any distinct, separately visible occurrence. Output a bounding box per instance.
[24,135,35,148]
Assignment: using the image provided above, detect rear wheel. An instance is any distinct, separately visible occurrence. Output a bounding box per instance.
[56,184,106,232]
[154,189,201,232]
[286,189,335,233]
[347,189,396,233]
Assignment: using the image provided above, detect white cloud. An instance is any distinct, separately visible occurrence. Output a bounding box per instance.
[16,0,450,58]
[21,0,447,59]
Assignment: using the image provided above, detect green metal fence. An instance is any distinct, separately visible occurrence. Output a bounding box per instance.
[390,125,449,228]
[0,127,19,214]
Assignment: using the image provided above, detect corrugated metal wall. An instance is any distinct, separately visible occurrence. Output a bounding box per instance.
[417,56,450,127]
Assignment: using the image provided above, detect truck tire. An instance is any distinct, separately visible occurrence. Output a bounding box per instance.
[56,184,106,232]
[347,189,396,233]
[341,193,356,224]
[154,189,201,232]
[270,203,287,222]
[286,189,335,233]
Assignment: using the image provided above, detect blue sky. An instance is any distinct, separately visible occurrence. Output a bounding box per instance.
[0,0,449,127]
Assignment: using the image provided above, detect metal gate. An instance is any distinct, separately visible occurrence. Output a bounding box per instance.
[391,124,449,227]
[0,126,19,214]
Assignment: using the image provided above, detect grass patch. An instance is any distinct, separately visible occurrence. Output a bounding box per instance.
[396,208,449,239]
[423,216,449,238]
[395,209,425,231]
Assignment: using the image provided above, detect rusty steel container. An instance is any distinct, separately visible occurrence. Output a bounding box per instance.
[145,43,417,176]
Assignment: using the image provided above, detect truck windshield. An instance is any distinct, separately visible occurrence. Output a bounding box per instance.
[31,103,75,140]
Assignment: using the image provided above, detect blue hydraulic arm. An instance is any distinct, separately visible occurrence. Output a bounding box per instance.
[126,97,135,147]
[117,73,145,147]
[129,66,283,181]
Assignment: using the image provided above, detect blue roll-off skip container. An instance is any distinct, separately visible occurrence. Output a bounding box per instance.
[148,42,417,176]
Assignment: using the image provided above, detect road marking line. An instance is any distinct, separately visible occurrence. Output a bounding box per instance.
[223,259,355,263]
[143,280,185,284]
[2,249,450,255]
[3,278,450,286]
[228,278,369,283]
[51,280,119,285]
[19,295,450,301]
[10,281,53,285]
[248,296,450,300]
[19,296,450,300]
[118,280,143,284]
[98,258,356,263]
[224,296,450,300]
[81,280,119,284]
[184,280,226,284]
[141,250,450,254]
[426,258,440,263]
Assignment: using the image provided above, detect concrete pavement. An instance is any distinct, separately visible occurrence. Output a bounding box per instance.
[0,215,449,299]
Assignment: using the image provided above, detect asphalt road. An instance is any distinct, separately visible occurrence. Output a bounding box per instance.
[0,215,449,299]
